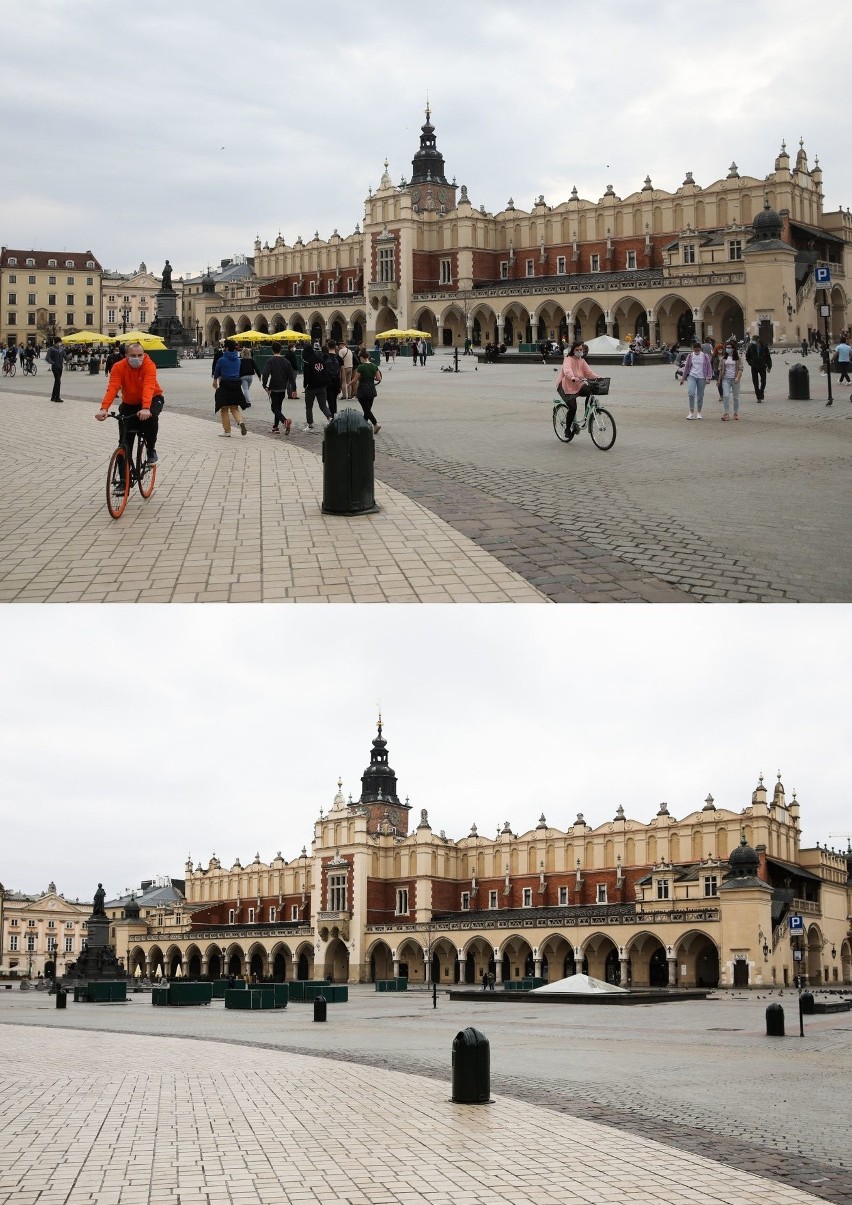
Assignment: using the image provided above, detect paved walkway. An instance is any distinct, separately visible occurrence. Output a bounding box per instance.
[0,1025,826,1205]
[0,392,544,603]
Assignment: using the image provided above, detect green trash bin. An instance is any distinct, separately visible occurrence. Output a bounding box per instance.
[321,408,378,515]
[368,347,381,366]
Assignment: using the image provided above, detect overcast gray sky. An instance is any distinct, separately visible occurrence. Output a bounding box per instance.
[1,0,848,280]
[1,607,848,902]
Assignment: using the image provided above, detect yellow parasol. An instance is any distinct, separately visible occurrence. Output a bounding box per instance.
[399,329,432,339]
[61,331,111,345]
[375,328,404,340]
[106,331,167,350]
[230,330,273,344]
[276,330,311,343]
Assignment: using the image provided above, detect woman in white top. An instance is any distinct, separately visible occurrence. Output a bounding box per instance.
[718,341,743,420]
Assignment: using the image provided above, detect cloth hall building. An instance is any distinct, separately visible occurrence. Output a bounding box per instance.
[122,722,852,993]
[194,112,850,352]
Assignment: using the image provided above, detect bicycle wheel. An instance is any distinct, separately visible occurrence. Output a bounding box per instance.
[552,403,571,442]
[588,406,617,451]
[106,448,130,519]
[5,362,15,378]
[28,363,37,376]
[136,437,156,498]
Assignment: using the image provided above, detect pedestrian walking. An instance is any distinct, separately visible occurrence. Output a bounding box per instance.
[239,347,261,405]
[351,349,382,433]
[832,337,851,384]
[718,340,743,420]
[680,339,713,418]
[417,337,427,366]
[261,341,295,435]
[212,338,249,437]
[337,341,353,399]
[44,336,65,402]
[410,338,418,366]
[302,341,332,431]
[745,337,772,402]
[324,340,342,417]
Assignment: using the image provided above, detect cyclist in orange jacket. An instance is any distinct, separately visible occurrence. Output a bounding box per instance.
[95,341,164,464]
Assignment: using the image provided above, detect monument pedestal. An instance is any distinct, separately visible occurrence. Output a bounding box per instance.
[149,288,189,349]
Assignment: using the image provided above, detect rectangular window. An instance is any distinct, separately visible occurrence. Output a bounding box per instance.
[556,256,566,274]
[703,875,718,897]
[309,281,316,295]
[683,244,696,264]
[596,884,607,904]
[66,295,74,306]
[500,261,509,279]
[268,907,276,923]
[440,258,452,285]
[292,283,299,296]
[525,259,535,277]
[489,890,498,909]
[228,909,235,924]
[522,887,532,907]
[47,937,57,953]
[247,907,255,923]
[67,276,75,285]
[87,276,93,286]
[460,891,470,911]
[8,274,16,283]
[65,936,73,952]
[27,313,35,326]
[122,294,129,303]
[108,294,115,303]
[66,313,74,325]
[86,294,93,307]
[28,275,36,285]
[48,294,56,306]
[85,313,94,326]
[590,254,600,272]
[729,240,742,261]
[558,886,568,905]
[27,935,35,952]
[107,309,115,324]
[329,873,347,912]
[378,245,395,283]
[138,310,146,323]
[626,251,637,270]
[49,275,56,285]
[65,921,73,929]
[327,280,335,293]
[28,293,36,305]
[656,879,671,900]
[9,935,18,951]
[395,888,409,915]
[27,920,36,928]
[10,920,18,928]
[47,920,55,929]
[48,312,55,326]
[290,905,299,921]
[7,313,16,325]
[347,277,354,291]
[7,293,16,304]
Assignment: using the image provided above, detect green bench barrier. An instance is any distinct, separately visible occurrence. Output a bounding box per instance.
[74,981,127,1003]
[224,984,289,1010]
[211,979,247,998]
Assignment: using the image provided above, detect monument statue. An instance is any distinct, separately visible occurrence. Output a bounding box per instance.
[161,259,173,291]
[92,882,106,916]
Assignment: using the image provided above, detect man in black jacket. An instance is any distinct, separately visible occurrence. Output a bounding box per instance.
[45,336,65,402]
[302,341,332,430]
[261,342,296,435]
[746,338,772,402]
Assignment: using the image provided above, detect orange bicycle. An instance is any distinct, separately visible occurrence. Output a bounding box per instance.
[105,411,156,519]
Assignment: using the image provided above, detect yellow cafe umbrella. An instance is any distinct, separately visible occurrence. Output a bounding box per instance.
[375,328,404,340]
[230,330,273,344]
[61,331,110,345]
[399,329,432,339]
[276,329,311,343]
[107,331,167,351]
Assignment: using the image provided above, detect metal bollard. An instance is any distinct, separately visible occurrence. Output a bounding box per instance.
[313,994,327,1023]
[451,1027,490,1103]
[765,1003,784,1037]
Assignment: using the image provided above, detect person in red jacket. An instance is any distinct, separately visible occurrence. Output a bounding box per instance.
[95,342,164,464]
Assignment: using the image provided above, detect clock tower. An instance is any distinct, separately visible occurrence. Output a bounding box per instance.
[351,716,411,836]
[409,104,456,213]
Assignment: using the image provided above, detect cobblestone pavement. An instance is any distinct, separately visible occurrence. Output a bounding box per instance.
[2,989,849,1202]
[0,1023,831,1205]
[5,355,849,602]
[0,392,544,604]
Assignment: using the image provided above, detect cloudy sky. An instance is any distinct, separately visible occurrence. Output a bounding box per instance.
[2,0,848,280]
[1,607,848,902]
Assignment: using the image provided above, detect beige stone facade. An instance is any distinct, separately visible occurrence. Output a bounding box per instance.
[0,248,103,346]
[101,263,161,336]
[124,725,852,991]
[194,125,849,352]
[0,882,90,979]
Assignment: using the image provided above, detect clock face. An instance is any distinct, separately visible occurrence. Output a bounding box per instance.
[411,187,421,204]
[438,187,447,203]
[389,808,400,824]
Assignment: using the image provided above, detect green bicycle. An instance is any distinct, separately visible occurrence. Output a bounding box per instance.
[552,377,616,450]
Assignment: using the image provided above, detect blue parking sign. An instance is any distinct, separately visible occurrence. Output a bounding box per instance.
[814,266,832,287]
[789,914,804,933]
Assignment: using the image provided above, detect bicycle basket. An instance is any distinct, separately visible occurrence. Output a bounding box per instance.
[589,378,610,396]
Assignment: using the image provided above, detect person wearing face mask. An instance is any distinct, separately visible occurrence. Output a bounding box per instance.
[717,340,743,420]
[556,341,598,440]
[96,341,165,464]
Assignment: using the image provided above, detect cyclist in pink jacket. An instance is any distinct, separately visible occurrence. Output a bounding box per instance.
[556,341,598,440]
